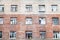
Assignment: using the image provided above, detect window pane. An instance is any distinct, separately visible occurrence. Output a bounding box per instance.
[26,32,32,39]
[0,18,3,24]
[26,5,32,12]
[52,17,59,25]
[51,5,57,12]
[53,31,60,38]
[26,17,32,24]
[11,5,17,12]
[39,5,45,12]
[0,31,2,38]
[0,5,4,12]
[10,17,17,25]
[10,31,16,38]
[39,17,46,25]
[40,31,46,39]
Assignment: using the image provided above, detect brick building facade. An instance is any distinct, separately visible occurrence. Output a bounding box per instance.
[0,14,60,40]
[0,0,60,40]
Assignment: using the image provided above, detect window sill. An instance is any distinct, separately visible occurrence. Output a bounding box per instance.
[9,38,16,39]
[39,11,45,13]
[40,24,46,25]
[10,24,17,25]
[52,25,59,26]
[53,38,60,39]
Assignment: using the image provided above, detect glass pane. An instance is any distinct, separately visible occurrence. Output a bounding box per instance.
[0,18,3,24]
[26,5,32,12]
[39,5,45,12]
[0,31,2,38]
[10,31,16,38]
[26,18,32,24]
[51,5,57,12]
[0,5,4,12]
[52,17,59,25]
[11,5,17,12]
[26,32,32,39]
[40,31,46,39]
[10,18,17,24]
[39,17,46,25]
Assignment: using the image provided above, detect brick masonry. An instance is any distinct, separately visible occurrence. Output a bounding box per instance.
[0,14,60,40]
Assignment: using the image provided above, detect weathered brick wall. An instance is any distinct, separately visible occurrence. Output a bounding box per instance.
[0,14,60,40]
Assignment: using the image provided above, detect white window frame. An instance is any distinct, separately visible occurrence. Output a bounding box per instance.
[39,17,46,25]
[0,18,3,24]
[53,32,60,39]
[0,5,4,12]
[10,31,16,39]
[51,5,57,12]
[26,17,32,25]
[0,31,2,38]
[26,32,32,39]
[39,5,45,12]
[52,17,59,25]
[26,5,32,12]
[10,17,17,25]
[40,31,46,39]
[11,5,17,12]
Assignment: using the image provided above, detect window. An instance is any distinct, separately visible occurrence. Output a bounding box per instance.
[52,17,59,25]
[40,31,46,39]
[26,17,32,25]
[26,31,32,39]
[0,5,4,12]
[11,5,17,12]
[51,5,57,12]
[10,31,16,38]
[53,31,60,39]
[0,18,3,24]
[0,31,2,38]
[39,17,46,25]
[10,17,17,25]
[26,5,32,12]
[39,5,45,12]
